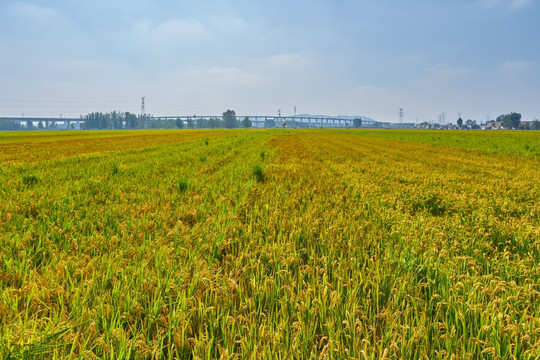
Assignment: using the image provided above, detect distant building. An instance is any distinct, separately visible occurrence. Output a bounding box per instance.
[485,120,504,130]
[439,124,458,130]
[519,121,534,130]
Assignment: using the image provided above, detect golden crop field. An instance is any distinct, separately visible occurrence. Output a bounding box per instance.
[0,129,539,359]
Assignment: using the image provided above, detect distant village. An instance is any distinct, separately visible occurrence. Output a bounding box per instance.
[413,112,540,130]
[415,120,540,130]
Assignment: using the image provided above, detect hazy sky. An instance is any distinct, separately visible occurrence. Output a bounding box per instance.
[1,0,539,123]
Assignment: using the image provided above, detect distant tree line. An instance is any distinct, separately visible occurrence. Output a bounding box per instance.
[456,118,481,130]
[497,113,521,129]
[82,112,144,130]
[5,110,539,131]
[523,120,540,130]
[80,109,253,130]
[454,112,540,130]
[0,119,62,131]
[0,119,23,131]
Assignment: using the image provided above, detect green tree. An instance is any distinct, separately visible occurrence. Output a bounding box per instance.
[125,112,138,129]
[138,114,149,129]
[110,111,123,129]
[38,120,44,129]
[353,118,363,128]
[26,120,33,130]
[208,117,223,128]
[497,112,521,129]
[0,119,22,130]
[222,110,237,128]
[195,118,203,128]
[187,118,194,129]
[457,117,463,128]
[531,119,540,130]
[175,118,184,129]
[265,119,275,128]
[242,116,252,128]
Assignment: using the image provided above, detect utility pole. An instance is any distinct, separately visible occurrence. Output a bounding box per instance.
[399,108,403,124]
[441,112,446,124]
[141,96,147,128]
[141,96,146,117]
[294,106,296,117]
[278,109,281,117]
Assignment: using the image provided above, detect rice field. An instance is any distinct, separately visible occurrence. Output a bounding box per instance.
[0,129,539,359]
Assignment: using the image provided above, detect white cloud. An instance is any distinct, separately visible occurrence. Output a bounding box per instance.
[501,60,536,71]
[13,2,61,22]
[511,0,532,8]
[10,2,76,31]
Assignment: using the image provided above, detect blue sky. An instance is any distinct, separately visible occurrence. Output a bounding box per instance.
[0,0,539,123]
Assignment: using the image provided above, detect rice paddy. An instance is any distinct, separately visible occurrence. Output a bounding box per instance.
[0,129,539,359]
